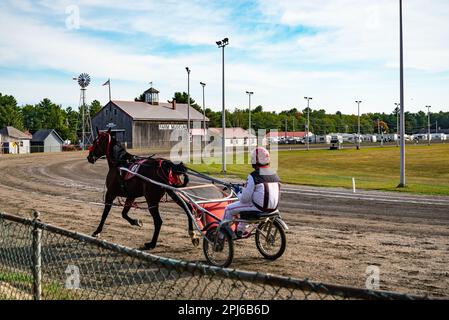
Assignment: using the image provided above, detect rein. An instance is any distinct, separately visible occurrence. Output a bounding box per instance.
[104,133,113,166]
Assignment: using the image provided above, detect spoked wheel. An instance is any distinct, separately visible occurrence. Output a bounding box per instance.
[203,228,234,268]
[255,219,286,260]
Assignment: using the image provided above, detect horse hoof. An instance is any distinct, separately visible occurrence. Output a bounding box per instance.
[143,242,156,250]
[191,238,200,247]
[92,232,101,238]
[134,219,143,228]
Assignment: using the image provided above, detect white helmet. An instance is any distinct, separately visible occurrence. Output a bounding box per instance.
[251,147,270,166]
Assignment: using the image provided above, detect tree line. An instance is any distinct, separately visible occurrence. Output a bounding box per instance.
[0,93,101,143]
[175,91,449,135]
[1,91,447,144]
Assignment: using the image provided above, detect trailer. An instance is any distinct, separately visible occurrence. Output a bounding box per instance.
[329,134,343,150]
[431,133,447,141]
[315,135,332,144]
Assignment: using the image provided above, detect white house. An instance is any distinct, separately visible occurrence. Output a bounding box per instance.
[208,128,257,147]
[0,126,31,154]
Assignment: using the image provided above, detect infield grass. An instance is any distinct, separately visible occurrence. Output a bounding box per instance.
[189,144,449,196]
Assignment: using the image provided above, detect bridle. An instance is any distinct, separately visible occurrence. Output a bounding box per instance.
[155,159,187,187]
[89,132,112,164]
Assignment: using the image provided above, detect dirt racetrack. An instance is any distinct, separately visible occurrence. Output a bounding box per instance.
[0,151,448,297]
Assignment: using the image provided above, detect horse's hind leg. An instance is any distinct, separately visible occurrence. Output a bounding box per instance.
[93,192,115,238]
[143,196,163,250]
[121,198,143,227]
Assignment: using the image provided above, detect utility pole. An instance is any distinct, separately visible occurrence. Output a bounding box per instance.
[185,67,191,163]
[246,91,254,153]
[378,119,384,147]
[356,101,362,150]
[395,103,400,147]
[304,97,312,150]
[200,82,207,142]
[398,0,406,188]
[426,105,431,146]
[216,38,229,174]
[285,118,288,141]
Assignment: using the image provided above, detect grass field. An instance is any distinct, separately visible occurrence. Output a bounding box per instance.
[190,144,449,196]
[0,270,80,300]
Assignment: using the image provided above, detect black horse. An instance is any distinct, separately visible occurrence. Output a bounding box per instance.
[87,128,198,249]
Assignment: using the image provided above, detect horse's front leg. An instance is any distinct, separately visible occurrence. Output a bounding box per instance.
[93,192,115,238]
[121,197,143,227]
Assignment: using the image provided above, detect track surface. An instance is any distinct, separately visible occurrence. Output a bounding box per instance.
[0,151,448,296]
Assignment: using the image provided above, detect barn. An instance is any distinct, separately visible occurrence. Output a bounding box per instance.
[91,87,208,149]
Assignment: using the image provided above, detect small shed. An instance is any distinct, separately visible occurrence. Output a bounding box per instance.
[31,129,64,153]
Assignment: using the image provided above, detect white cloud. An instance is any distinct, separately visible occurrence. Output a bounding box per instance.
[257,0,449,72]
[0,0,448,114]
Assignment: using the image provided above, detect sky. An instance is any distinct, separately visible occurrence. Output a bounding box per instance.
[0,0,448,115]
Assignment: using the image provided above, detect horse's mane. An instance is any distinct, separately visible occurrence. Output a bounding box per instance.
[109,137,134,163]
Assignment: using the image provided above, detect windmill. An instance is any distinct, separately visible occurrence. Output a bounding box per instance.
[74,73,94,149]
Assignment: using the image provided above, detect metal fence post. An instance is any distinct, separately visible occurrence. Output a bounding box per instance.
[32,210,42,300]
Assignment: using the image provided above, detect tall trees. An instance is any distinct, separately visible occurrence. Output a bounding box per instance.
[1,92,448,141]
[0,93,23,130]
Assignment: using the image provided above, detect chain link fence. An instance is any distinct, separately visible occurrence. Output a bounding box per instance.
[0,211,430,301]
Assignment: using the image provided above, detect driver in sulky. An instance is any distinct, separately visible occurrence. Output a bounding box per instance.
[223,147,281,237]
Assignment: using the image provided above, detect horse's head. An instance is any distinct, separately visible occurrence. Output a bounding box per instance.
[162,160,189,187]
[87,128,111,164]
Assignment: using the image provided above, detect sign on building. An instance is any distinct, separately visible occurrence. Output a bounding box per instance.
[159,124,187,130]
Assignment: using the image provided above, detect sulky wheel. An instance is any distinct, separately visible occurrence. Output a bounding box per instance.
[203,227,234,268]
[255,219,286,260]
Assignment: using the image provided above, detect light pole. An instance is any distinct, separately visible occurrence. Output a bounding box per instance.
[285,118,288,141]
[398,0,406,188]
[378,119,384,147]
[304,97,312,151]
[246,91,253,152]
[200,82,207,142]
[426,105,431,146]
[395,103,400,147]
[355,100,362,150]
[216,38,229,174]
[185,67,191,163]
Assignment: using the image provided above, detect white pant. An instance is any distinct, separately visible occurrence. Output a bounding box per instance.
[224,201,260,232]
